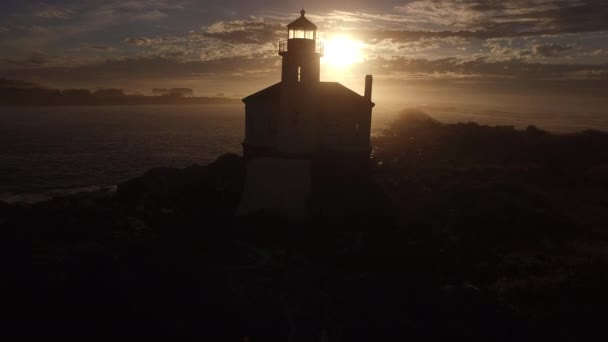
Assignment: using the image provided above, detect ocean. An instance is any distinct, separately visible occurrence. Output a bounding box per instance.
[1,103,606,202]
[0,104,246,201]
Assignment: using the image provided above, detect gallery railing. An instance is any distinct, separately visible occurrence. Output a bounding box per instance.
[278,40,324,55]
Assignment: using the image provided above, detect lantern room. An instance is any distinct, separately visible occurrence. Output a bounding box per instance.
[287,9,317,40]
[280,9,324,57]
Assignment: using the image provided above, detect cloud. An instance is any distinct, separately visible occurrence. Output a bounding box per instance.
[532,43,576,58]
[133,10,168,21]
[89,46,114,51]
[0,27,8,34]
[397,39,441,52]
[2,51,56,68]
[202,19,284,44]
[360,0,608,43]
[1,0,191,49]
[124,37,155,46]
[33,8,74,20]
[484,39,513,56]
[112,0,189,11]
[0,55,280,86]
[3,49,606,86]
[1,1,607,100]
[395,0,487,29]
[395,0,608,34]
[122,18,283,63]
[0,51,106,70]
[360,55,608,82]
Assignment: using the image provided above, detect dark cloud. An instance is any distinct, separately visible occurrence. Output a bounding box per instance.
[1,51,56,68]
[32,7,74,20]
[111,0,189,12]
[0,55,281,84]
[0,77,39,88]
[360,0,608,43]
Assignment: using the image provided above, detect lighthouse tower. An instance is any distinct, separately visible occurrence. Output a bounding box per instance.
[278,9,323,156]
[238,10,374,218]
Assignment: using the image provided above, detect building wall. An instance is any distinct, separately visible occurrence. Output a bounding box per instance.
[281,39,321,84]
[244,100,279,149]
[245,95,372,157]
[278,81,321,155]
[320,99,372,153]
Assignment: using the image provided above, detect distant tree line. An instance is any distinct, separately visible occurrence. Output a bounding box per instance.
[152,88,194,97]
[0,79,240,106]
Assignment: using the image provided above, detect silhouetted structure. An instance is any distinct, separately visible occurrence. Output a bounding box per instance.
[242,9,374,162]
[238,10,374,218]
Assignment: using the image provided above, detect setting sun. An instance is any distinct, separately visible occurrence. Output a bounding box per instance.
[322,36,365,68]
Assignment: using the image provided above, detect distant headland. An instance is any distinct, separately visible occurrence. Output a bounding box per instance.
[0,78,240,106]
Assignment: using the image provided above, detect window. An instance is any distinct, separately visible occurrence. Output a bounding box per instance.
[297,66,301,82]
[289,29,316,40]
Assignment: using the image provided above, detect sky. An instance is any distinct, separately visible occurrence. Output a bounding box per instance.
[0,0,607,109]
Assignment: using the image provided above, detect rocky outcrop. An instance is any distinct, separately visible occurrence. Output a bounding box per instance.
[3,118,608,340]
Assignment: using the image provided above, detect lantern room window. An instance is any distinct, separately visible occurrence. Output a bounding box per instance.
[289,29,316,40]
[286,9,318,40]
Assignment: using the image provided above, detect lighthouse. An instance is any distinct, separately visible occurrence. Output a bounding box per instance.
[238,10,375,217]
[278,9,322,155]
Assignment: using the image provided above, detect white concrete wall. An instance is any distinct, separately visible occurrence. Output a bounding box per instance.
[237,158,311,218]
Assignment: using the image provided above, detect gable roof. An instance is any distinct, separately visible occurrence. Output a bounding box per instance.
[243,82,374,106]
[242,82,281,103]
[319,82,372,106]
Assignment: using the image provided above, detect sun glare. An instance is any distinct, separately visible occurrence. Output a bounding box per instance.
[322,36,364,68]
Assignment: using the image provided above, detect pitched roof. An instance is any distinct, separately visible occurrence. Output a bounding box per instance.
[287,10,317,30]
[319,82,372,106]
[243,82,374,107]
[242,82,281,103]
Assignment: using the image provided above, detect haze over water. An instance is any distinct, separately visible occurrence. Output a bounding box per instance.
[1,103,606,201]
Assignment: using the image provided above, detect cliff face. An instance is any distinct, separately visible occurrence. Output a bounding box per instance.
[117,153,245,220]
[3,113,608,340]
